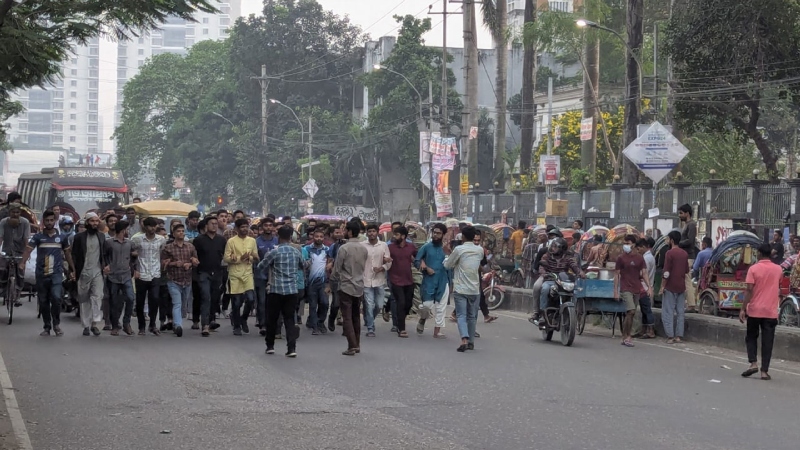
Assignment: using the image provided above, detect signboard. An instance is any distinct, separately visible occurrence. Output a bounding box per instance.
[56,190,119,203]
[435,192,453,217]
[539,155,561,185]
[554,126,561,148]
[52,168,127,190]
[460,174,469,194]
[580,118,593,141]
[711,219,733,247]
[302,178,318,198]
[622,121,689,183]
[334,204,378,222]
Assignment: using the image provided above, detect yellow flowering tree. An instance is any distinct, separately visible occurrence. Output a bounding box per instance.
[534,106,624,188]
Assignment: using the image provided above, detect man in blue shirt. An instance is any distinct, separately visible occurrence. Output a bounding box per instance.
[260,225,304,357]
[416,222,449,338]
[24,210,69,336]
[185,211,201,241]
[304,228,330,335]
[692,236,713,280]
[255,217,278,336]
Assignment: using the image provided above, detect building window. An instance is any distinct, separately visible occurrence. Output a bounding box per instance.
[53,101,63,110]
[70,69,78,76]
[165,16,185,25]
[202,28,209,35]
[88,113,98,122]
[90,47,99,56]
[221,28,228,34]
[53,135,63,144]
[117,69,127,79]
[28,135,51,147]
[69,146,76,152]
[548,1,569,12]
[70,114,77,120]
[220,6,230,14]
[18,123,27,131]
[138,60,145,67]
[28,90,51,109]
[53,113,63,121]
[88,146,98,153]
[51,124,62,132]
[54,90,64,100]
[152,38,163,46]
[118,57,127,67]
[202,17,209,24]
[70,91,77,98]
[70,125,76,131]
[70,80,78,87]
[89,58,99,68]
[70,102,77,109]
[220,17,230,26]
[89,92,98,100]
[54,79,64,88]
[162,28,186,47]
[89,69,98,78]
[88,137,98,144]
[138,37,145,44]
[28,112,52,132]
[70,58,78,65]
[89,80,98,89]
[88,125,98,133]
[89,103,98,111]
[138,49,144,55]
[69,136,76,143]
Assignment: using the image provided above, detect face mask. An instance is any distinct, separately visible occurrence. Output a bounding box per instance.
[623,244,632,254]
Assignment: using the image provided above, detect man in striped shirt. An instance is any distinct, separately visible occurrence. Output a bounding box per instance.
[25,210,69,336]
[260,225,304,357]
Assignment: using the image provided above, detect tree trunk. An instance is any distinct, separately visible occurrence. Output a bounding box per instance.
[622,0,644,185]
[520,0,536,173]
[493,0,508,186]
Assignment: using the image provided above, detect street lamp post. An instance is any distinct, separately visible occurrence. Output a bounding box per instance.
[576,20,644,100]
[373,64,424,122]
[212,111,235,127]
[270,99,316,212]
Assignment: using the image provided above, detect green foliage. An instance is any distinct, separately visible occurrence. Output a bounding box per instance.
[569,168,592,192]
[680,132,764,185]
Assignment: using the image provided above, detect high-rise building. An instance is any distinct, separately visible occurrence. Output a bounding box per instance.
[3,37,101,156]
[114,1,242,131]
[508,0,576,33]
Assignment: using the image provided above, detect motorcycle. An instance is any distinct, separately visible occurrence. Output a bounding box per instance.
[492,257,525,288]
[483,270,506,310]
[537,272,577,346]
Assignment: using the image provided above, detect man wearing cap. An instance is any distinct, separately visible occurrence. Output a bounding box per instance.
[65,213,107,336]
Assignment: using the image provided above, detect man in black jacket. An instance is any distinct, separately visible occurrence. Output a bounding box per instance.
[66,213,107,336]
[678,203,698,313]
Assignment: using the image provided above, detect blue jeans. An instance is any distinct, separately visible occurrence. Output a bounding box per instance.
[306,278,329,330]
[453,293,479,342]
[362,285,385,332]
[539,281,555,311]
[255,278,267,327]
[36,272,63,330]
[166,281,192,328]
[639,294,655,326]
[108,279,135,328]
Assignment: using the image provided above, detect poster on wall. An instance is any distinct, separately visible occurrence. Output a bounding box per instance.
[539,155,561,185]
[435,192,453,217]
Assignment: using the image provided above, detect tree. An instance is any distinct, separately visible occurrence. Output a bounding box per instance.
[680,132,764,185]
[665,0,800,181]
[481,0,509,186]
[0,0,216,146]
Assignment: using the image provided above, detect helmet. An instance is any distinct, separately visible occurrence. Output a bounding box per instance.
[59,216,74,227]
[548,237,568,257]
[547,229,563,238]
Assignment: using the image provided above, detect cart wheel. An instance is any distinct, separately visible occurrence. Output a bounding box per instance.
[576,298,586,335]
[699,292,718,316]
[601,311,615,330]
[779,300,799,327]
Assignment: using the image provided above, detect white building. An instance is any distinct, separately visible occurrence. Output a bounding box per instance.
[508,0,577,36]
[115,1,242,131]
[1,37,101,185]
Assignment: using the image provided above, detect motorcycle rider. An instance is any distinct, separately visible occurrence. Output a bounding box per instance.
[534,237,584,326]
[528,228,563,324]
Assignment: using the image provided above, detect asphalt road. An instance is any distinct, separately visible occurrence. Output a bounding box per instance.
[0,303,799,450]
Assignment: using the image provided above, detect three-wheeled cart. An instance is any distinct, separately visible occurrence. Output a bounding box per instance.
[574,278,628,337]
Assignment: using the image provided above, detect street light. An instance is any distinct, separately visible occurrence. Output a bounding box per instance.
[373,64,423,121]
[212,111,235,127]
[269,99,314,208]
[576,19,644,111]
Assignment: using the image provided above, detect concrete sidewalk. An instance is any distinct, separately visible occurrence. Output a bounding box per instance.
[498,286,800,363]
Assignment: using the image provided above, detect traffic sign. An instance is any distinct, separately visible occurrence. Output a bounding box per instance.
[622,121,689,183]
[302,178,318,198]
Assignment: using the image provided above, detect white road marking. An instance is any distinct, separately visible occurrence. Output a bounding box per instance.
[0,349,33,450]
[493,310,800,378]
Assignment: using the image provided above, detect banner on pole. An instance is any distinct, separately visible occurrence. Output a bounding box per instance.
[539,155,561,185]
[580,118,593,141]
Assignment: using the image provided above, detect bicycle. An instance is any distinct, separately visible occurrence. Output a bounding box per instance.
[1,253,24,325]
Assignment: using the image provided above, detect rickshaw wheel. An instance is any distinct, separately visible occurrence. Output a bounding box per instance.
[576,298,586,335]
[699,292,718,316]
[779,300,799,327]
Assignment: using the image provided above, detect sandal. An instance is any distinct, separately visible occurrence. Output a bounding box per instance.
[342,349,357,356]
[741,368,759,378]
[433,333,447,339]
[484,316,498,324]
[761,373,771,381]
[666,338,675,344]
[398,330,409,338]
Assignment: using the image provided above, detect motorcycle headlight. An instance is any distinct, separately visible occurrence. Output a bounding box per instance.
[560,282,575,292]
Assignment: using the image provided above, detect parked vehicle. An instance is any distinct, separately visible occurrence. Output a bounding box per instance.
[697,231,763,317]
[483,270,506,310]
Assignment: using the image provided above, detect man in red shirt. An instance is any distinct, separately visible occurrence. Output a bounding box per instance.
[387,226,417,338]
[659,230,689,344]
[740,243,782,380]
[615,234,651,347]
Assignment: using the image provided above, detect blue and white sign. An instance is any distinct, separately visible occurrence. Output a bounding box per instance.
[623,121,689,183]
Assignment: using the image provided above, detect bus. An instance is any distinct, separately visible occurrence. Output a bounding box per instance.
[15,167,130,220]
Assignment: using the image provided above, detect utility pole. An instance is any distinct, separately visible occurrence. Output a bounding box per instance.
[547,77,553,156]
[251,64,270,216]
[580,8,599,182]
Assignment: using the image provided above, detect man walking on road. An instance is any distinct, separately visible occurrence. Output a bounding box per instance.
[678,204,698,313]
[740,243,783,380]
[161,224,198,337]
[255,218,278,334]
[224,219,259,336]
[361,224,390,338]
[66,212,106,337]
[262,225,304,357]
[416,223,449,338]
[660,230,690,344]
[615,234,651,347]
[193,217,226,336]
[330,221,368,355]
[131,217,166,336]
[305,229,331,335]
[444,226,484,353]
[387,226,416,338]
[509,221,527,269]
[104,221,138,336]
[25,210,69,336]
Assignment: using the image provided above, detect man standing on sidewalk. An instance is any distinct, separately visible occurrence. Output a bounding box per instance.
[361,224,390,338]
[509,221,527,269]
[387,226,417,338]
[66,212,106,337]
[161,224,198,337]
[444,226,484,353]
[25,210,69,336]
[224,218,259,336]
[615,234,651,347]
[660,230,690,344]
[416,223,449,338]
[263,225,304,357]
[330,221,368,355]
[740,243,782,380]
[305,228,331,335]
[678,204,698,313]
[104,221,138,336]
[131,217,166,335]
